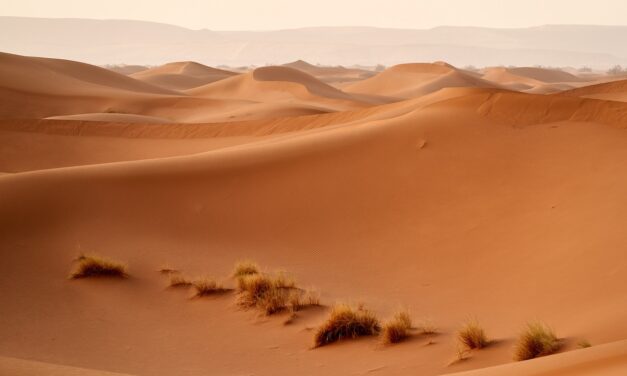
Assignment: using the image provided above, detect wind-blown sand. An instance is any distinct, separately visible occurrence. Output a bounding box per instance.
[0,53,626,376]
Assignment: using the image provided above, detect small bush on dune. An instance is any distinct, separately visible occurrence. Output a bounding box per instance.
[70,254,127,279]
[288,288,321,312]
[169,273,192,287]
[578,339,592,349]
[237,272,296,315]
[192,277,228,297]
[416,318,438,335]
[381,310,412,344]
[514,322,560,361]
[458,320,489,350]
[232,260,259,278]
[314,303,381,347]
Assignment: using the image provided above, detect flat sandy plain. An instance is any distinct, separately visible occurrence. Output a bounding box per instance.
[1,52,626,375]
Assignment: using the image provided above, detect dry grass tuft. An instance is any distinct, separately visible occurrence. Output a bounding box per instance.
[288,289,321,312]
[381,310,412,344]
[192,277,228,297]
[70,254,127,279]
[237,272,296,315]
[313,303,381,347]
[578,339,592,349]
[458,320,489,350]
[514,322,560,361]
[169,273,192,287]
[158,266,178,274]
[232,260,259,278]
[416,318,438,335]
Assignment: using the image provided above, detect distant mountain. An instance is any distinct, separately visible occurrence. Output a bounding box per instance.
[1,17,626,68]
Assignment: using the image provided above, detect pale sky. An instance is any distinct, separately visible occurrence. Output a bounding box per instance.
[3,0,627,30]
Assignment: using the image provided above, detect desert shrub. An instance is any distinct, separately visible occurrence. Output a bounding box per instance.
[458,320,489,350]
[69,254,127,279]
[232,260,259,278]
[381,310,412,344]
[514,322,560,361]
[416,318,438,334]
[577,339,592,348]
[314,303,381,347]
[169,273,192,287]
[237,272,296,315]
[192,277,227,297]
[288,288,321,312]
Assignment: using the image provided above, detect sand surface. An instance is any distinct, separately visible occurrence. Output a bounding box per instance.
[0,53,626,376]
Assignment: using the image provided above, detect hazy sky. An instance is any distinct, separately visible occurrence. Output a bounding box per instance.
[4,0,627,30]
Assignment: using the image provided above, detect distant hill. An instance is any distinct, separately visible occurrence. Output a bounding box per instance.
[1,17,626,68]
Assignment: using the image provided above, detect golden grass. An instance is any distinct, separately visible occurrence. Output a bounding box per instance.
[313,303,381,347]
[288,289,321,312]
[192,277,228,297]
[69,254,127,279]
[237,272,296,315]
[457,320,489,350]
[381,310,412,344]
[416,318,438,335]
[232,260,259,278]
[514,322,560,361]
[169,273,192,287]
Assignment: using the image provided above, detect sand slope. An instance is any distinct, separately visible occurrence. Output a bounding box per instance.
[345,62,501,99]
[1,87,626,375]
[130,61,238,90]
[559,79,627,102]
[283,60,375,84]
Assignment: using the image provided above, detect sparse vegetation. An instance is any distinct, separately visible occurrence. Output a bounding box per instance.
[237,272,296,315]
[578,339,592,349]
[607,65,625,75]
[514,322,560,361]
[232,260,259,278]
[288,288,321,312]
[313,303,381,347]
[381,310,412,344]
[192,277,228,297]
[457,320,489,350]
[169,273,192,287]
[416,318,438,335]
[69,254,127,279]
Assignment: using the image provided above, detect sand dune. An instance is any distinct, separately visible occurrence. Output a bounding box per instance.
[1,52,626,376]
[560,79,627,102]
[105,65,150,76]
[283,60,376,84]
[130,61,238,90]
[1,82,626,375]
[45,113,173,123]
[345,62,501,99]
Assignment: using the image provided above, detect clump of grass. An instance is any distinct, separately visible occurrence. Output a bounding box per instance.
[381,310,412,344]
[514,322,560,361]
[313,303,381,347]
[577,339,592,348]
[288,288,321,312]
[237,272,296,315]
[157,265,178,274]
[416,318,438,335]
[458,320,489,350]
[232,260,259,278]
[169,273,192,287]
[192,277,228,297]
[69,254,127,279]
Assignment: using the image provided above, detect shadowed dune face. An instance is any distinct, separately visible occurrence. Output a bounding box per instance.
[0,52,627,376]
